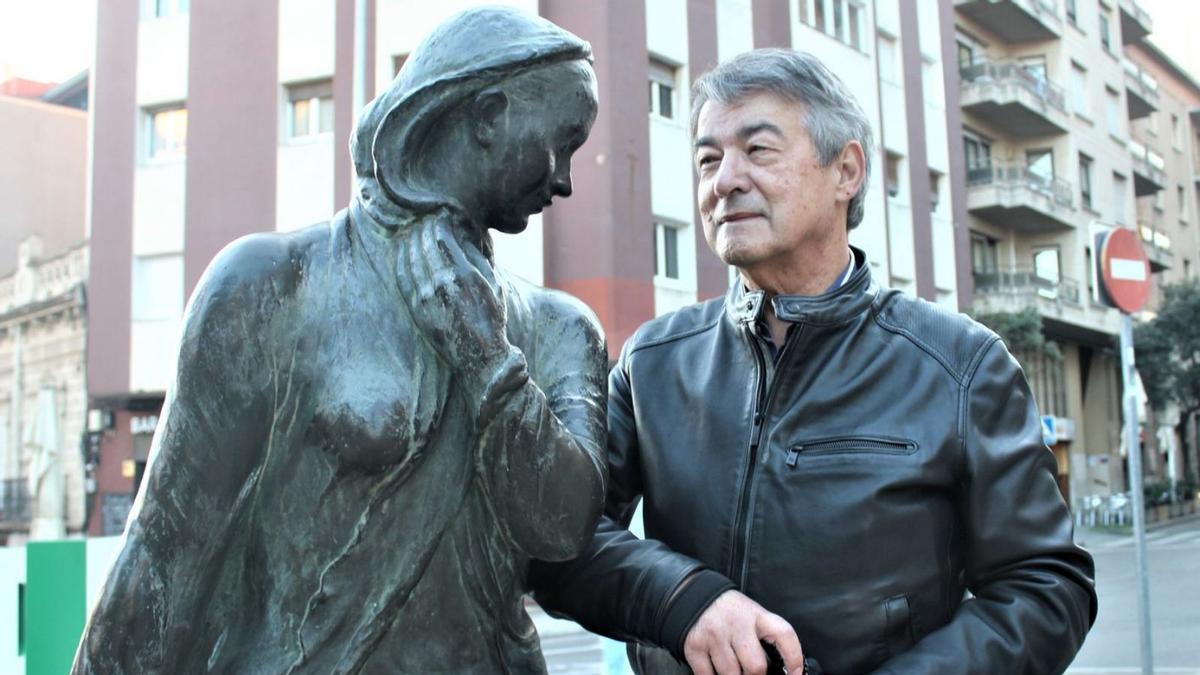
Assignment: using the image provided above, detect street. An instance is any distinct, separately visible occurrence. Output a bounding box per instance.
[1068,516,1200,674]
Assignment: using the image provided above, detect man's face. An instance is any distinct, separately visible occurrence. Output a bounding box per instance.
[694,92,843,271]
[483,63,598,234]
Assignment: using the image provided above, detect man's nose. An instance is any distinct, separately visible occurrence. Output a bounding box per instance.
[712,153,750,199]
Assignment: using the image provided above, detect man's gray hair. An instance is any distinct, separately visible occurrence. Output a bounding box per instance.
[691,49,874,230]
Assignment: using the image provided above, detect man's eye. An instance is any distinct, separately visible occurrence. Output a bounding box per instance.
[697,155,718,168]
[748,145,770,154]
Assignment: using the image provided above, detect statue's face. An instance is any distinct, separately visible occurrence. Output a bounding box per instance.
[480,63,598,234]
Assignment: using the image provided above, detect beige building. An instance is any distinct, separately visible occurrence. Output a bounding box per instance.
[954,0,1199,505]
[0,90,89,544]
[0,238,89,544]
[1125,38,1200,487]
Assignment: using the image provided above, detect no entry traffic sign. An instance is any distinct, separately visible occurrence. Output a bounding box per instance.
[1099,228,1152,314]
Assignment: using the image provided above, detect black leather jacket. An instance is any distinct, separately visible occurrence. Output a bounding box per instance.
[533,250,1097,674]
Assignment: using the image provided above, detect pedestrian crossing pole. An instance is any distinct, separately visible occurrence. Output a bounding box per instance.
[1119,314,1153,675]
[1100,227,1155,675]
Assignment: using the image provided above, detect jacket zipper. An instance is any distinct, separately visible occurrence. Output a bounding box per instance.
[785,437,917,466]
[729,323,801,587]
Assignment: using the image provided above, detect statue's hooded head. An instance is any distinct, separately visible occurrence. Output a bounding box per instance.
[352,7,594,235]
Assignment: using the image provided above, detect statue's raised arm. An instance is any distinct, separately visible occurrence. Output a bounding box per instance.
[73,7,606,674]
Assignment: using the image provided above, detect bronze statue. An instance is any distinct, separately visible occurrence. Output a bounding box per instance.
[73,8,607,673]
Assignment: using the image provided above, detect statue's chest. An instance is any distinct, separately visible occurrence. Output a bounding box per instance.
[306,310,451,472]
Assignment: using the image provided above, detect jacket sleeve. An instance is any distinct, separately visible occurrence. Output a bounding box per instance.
[73,236,279,673]
[873,338,1097,675]
[529,340,735,655]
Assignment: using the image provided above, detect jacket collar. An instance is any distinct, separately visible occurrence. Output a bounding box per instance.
[725,247,878,328]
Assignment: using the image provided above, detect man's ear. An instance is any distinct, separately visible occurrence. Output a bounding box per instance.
[472,88,509,148]
[835,140,866,202]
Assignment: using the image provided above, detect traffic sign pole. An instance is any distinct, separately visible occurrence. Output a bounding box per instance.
[1119,314,1153,675]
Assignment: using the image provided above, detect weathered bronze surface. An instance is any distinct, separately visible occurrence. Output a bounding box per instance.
[73,7,606,673]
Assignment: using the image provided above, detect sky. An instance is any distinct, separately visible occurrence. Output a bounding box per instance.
[0,0,95,84]
[0,1,1198,87]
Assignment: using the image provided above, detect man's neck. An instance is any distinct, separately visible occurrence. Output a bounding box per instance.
[742,243,852,348]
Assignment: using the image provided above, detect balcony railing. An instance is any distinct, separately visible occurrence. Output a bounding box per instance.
[1123,59,1159,119]
[953,0,1062,43]
[974,268,1083,305]
[960,61,1067,114]
[1129,140,1166,195]
[0,479,31,530]
[968,161,1074,208]
[1119,0,1152,44]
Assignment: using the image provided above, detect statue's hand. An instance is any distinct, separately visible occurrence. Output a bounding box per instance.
[397,215,512,380]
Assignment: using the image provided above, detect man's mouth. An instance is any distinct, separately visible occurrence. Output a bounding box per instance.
[719,211,763,225]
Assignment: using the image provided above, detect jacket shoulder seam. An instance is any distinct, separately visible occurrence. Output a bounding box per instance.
[627,314,723,356]
[956,335,1004,473]
[871,311,968,385]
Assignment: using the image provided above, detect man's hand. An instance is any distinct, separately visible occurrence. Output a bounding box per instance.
[396,215,511,382]
[683,590,804,675]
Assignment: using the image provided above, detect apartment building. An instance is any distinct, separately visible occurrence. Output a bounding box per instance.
[953,0,1200,505]
[1124,38,1200,487]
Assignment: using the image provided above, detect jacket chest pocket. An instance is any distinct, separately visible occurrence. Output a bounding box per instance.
[784,435,918,467]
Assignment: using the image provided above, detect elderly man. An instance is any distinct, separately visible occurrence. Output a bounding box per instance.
[532,49,1096,675]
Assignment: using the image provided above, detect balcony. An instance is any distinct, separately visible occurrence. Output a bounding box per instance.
[1138,222,1173,272]
[1129,140,1166,195]
[954,0,1062,43]
[1119,0,1152,45]
[0,479,31,533]
[1123,59,1159,119]
[967,162,1076,232]
[973,268,1122,340]
[960,61,1069,138]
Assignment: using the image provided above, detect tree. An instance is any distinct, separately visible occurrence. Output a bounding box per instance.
[1135,280,1200,417]
[1135,279,1200,485]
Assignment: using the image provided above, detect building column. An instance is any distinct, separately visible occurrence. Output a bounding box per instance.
[898,2,936,300]
[688,0,728,300]
[88,0,139,400]
[183,0,281,296]
[540,0,656,360]
[335,0,376,211]
[938,0,973,309]
[752,0,791,48]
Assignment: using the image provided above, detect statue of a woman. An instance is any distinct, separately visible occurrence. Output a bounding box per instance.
[73,8,607,674]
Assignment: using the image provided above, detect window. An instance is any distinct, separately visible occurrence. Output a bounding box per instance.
[879,35,899,84]
[287,80,333,138]
[1172,113,1183,149]
[1185,258,1192,278]
[1034,247,1062,298]
[970,233,998,275]
[1079,154,1093,210]
[885,152,902,198]
[956,40,974,71]
[654,222,680,279]
[1113,173,1128,224]
[393,53,409,76]
[814,0,826,33]
[145,105,187,160]
[649,59,676,120]
[1179,185,1188,220]
[964,134,991,183]
[1026,148,1054,190]
[798,0,809,25]
[929,170,942,211]
[1070,63,1088,115]
[151,0,188,18]
[1099,9,1112,52]
[1105,87,1121,137]
[1066,0,1077,25]
[833,0,846,42]
[848,2,863,50]
[1020,55,1047,83]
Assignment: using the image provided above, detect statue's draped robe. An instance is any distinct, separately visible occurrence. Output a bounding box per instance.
[74,209,607,674]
